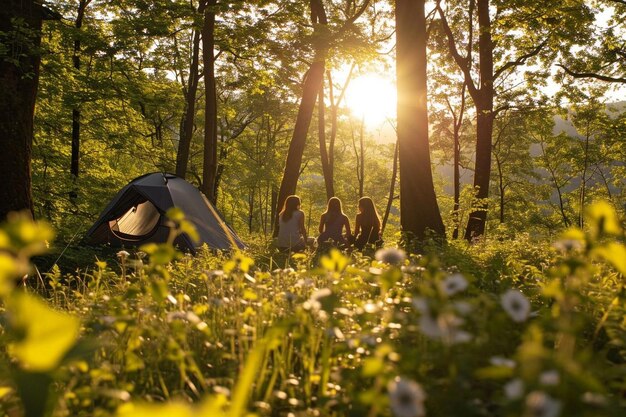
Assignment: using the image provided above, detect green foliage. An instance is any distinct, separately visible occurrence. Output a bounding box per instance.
[2,200,626,416]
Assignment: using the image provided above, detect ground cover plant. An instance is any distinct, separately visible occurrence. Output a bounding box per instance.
[1,201,625,417]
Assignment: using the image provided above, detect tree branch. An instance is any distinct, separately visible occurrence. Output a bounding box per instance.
[494,37,549,80]
[557,64,626,84]
[435,1,479,101]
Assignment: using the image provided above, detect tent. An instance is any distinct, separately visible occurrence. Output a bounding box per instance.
[86,173,245,251]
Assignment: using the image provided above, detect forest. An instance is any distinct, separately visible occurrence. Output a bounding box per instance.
[1,0,626,416]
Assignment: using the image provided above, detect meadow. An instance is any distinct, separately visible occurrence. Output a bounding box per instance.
[0,201,625,417]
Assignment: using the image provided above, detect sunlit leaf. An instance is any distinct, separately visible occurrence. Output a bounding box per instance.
[166,207,186,223]
[3,212,54,255]
[0,253,17,296]
[587,201,622,237]
[0,386,12,399]
[594,242,626,275]
[8,292,81,372]
[179,219,200,244]
[320,249,349,273]
[117,401,194,417]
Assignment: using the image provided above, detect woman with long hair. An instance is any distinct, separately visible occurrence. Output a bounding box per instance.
[317,197,351,247]
[354,196,382,250]
[277,195,307,251]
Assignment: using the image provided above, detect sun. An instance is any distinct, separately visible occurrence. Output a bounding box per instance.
[343,73,397,128]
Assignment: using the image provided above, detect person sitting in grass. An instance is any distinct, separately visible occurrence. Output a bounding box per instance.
[317,197,351,249]
[277,195,307,252]
[354,196,382,250]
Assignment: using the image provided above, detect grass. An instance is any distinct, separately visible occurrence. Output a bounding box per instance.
[1,202,626,417]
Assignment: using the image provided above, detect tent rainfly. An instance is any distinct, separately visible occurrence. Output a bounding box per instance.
[85,173,245,252]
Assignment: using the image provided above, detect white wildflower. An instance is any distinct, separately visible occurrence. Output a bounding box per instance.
[375,248,406,265]
[412,297,429,314]
[524,391,561,417]
[581,392,607,406]
[501,289,531,323]
[295,277,314,287]
[388,377,426,417]
[539,370,560,386]
[116,250,130,259]
[418,314,442,339]
[553,239,583,253]
[416,302,472,345]
[490,356,516,369]
[504,378,525,400]
[303,288,332,313]
[439,273,468,296]
[453,301,473,315]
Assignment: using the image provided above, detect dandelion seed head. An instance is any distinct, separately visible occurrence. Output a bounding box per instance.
[504,378,525,400]
[539,370,560,386]
[388,377,426,417]
[501,289,531,323]
[439,273,468,296]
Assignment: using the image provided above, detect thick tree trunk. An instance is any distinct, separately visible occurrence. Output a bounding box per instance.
[176,26,202,178]
[201,0,218,203]
[318,74,335,199]
[273,0,327,236]
[464,0,494,240]
[396,0,445,239]
[0,1,44,220]
[273,60,325,235]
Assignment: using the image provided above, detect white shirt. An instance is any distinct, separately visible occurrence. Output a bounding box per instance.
[277,210,304,248]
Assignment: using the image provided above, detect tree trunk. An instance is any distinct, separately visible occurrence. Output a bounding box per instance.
[396,0,445,239]
[273,61,325,235]
[326,65,354,197]
[0,1,44,220]
[273,0,327,236]
[579,129,590,228]
[382,139,399,233]
[201,0,218,203]
[448,86,465,239]
[71,0,89,181]
[176,25,202,178]
[318,73,335,199]
[540,142,570,227]
[248,187,255,233]
[359,117,365,198]
[452,123,461,238]
[463,0,494,240]
[496,154,505,223]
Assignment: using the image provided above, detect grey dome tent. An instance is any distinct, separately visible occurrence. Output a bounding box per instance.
[86,173,245,251]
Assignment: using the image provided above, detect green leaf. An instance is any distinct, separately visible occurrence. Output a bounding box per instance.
[0,253,17,296]
[117,402,194,417]
[166,207,186,223]
[362,357,384,377]
[179,219,200,244]
[8,292,81,372]
[587,201,622,237]
[0,386,12,399]
[320,249,349,273]
[594,242,626,275]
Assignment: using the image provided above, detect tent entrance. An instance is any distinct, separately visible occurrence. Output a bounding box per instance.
[109,199,161,240]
